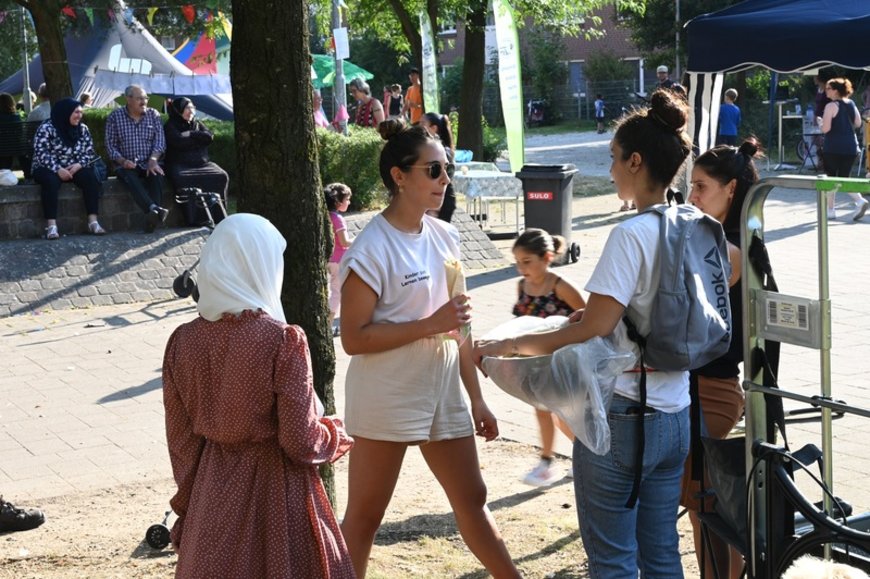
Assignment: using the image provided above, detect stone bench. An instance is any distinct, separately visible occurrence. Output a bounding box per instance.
[0,177,191,240]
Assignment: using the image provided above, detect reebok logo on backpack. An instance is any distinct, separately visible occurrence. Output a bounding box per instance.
[627,203,732,371]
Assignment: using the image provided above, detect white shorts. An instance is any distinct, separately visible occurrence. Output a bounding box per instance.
[344,336,473,442]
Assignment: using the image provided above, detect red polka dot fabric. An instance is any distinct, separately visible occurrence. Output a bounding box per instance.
[163,309,355,578]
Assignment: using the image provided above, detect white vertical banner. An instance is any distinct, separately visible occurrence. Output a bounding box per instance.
[492,0,525,172]
[419,11,440,115]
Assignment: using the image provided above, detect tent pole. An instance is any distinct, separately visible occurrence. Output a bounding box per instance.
[332,0,348,136]
[21,6,32,114]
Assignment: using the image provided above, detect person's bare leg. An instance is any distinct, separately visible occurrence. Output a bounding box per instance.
[552,413,574,442]
[690,510,744,579]
[536,409,556,459]
[340,437,408,578]
[421,437,521,578]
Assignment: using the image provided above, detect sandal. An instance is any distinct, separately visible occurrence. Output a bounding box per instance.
[45,225,59,240]
[619,205,630,212]
[88,221,106,235]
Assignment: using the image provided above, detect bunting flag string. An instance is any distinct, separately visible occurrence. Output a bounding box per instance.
[61,6,77,19]
[146,7,158,25]
[84,8,94,25]
[0,11,6,25]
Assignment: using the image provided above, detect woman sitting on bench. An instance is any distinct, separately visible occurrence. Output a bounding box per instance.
[31,97,104,239]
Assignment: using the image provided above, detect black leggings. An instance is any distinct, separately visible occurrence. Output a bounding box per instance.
[33,166,102,220]
[822,152,856,177]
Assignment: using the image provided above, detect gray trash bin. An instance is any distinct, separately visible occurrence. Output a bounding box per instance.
[515,163,580,264]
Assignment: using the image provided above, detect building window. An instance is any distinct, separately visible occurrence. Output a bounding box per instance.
[160,36,176,51]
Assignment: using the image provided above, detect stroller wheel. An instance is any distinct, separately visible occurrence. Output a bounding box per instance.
[192,284,200,303]
[145,523,171,549]
[173,271,196,299]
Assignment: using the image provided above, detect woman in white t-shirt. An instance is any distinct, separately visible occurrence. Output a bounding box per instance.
[338,119,519,579]
[474,89,694,578]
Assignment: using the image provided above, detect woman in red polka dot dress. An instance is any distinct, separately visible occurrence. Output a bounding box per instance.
[162,213,355,578]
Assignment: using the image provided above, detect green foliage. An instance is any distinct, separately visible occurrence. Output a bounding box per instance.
[316,126,386,210]
[449,111,506,162]
[526,29,568,105]
[347,36,410,97]
[583,50,634,84]
[0,3,37,82]
[620,0,739,67]
[440,58,465,113]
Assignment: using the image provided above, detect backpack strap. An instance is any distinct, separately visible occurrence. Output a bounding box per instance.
[689,372,704,482]
[622,315,646,509]
[748,233,787,446]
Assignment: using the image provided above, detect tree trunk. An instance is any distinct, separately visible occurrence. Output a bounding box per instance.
[20,0,73,103]
[456,3,487,160]
[231,0,336,502]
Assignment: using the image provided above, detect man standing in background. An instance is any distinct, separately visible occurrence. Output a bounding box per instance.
[403,68,424,124]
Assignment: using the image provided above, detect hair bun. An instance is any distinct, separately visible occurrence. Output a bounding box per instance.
[648,89,688,133]
[738,138,761,159]
[378,118,406,141]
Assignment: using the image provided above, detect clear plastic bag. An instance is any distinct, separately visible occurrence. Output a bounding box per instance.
[480,317,636,455]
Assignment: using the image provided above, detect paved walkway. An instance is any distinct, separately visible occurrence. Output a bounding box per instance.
[3,180,870,522]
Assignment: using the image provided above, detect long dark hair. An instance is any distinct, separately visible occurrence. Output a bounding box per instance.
[694,138,762,234]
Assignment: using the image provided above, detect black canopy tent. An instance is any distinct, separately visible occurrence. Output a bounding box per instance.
[685,0,870,154]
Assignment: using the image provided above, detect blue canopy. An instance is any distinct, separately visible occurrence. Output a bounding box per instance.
[687,0,870,74]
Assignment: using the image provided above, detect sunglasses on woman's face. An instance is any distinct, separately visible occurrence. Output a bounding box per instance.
[407,162,455,180]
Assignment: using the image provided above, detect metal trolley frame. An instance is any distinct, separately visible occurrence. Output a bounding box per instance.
[741,175,870,577]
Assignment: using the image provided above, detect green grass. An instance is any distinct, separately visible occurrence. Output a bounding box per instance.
[573,175,614,198]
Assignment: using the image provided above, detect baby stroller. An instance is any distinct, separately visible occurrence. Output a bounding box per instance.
[526,99,545,127]
[172,188,227,302]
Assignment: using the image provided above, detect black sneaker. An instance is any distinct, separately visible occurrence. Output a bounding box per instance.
[0,497,45,533]
[144,208,160,233]
[157,207,170,225]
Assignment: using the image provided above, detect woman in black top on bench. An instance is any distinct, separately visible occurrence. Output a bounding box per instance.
[31,98,104,239]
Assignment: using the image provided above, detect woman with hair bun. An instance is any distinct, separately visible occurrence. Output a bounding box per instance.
[475,89,694,577]
[684,138,762,579]
[338,119,519,578]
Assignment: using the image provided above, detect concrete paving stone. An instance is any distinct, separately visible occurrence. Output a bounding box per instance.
[137,270,159,280]
[61,471,123,493]
[0,446,38,467]
[39,278,64,291]
[1,476,74,501]
[76,285,99,297]
[0,306,11,317]
[21,436,73,455]
[0,404,30,423]
[96,283,118,296]
[91,295,113,307]
[47,456,103,479]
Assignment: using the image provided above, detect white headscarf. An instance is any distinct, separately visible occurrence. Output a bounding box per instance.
[195,213,287,322]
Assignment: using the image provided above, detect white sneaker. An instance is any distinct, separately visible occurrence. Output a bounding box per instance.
[827,209,837,221]
[851,198,869,222]
[521,459,560,487]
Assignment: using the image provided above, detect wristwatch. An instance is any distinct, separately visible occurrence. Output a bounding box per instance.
[149,155,158,162]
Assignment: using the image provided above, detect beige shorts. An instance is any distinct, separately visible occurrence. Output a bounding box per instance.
[344,336,473,443]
